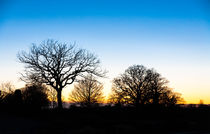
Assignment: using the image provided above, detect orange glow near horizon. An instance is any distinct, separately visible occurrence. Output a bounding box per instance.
[0,0,210,106]
[2,74,210,104]
[25,85,210,104]
[2,65,210,105]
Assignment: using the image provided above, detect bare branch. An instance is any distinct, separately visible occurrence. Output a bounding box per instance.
[17,39,106,109]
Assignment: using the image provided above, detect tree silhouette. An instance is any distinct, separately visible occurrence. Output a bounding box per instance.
[22,84,49,109]
[110,65,148,106]
[110,65,183,106]
[17,39,104,109]
[13,89,23,106]
[0,82,15,105]
[47,86,57,108]
[69,75,104,107]
[0,82,14,94]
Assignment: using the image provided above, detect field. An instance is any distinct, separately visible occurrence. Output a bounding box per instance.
[1,106,210,134]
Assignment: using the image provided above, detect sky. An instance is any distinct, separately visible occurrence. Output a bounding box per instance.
[0,0,210,103]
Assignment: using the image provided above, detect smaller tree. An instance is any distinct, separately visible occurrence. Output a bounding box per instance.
[0,82,14,94]
[0,82,15,105]
[47,86,57,108]
[69,75,104,107]
[158,89,184,106]
[107,88,128,106]
[110,65,148,106]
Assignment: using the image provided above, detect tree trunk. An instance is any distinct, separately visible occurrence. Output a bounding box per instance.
[135,94,141,107]
[57,89,63,109]
[153,89,159,105]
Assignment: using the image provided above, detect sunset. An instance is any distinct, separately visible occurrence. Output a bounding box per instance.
[0,0,210,133]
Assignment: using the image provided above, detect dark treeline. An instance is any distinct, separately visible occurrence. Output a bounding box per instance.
[14,39,184,109]
[0,82,210,134]
[0,65,184,110]
[0,39,210,133]
[0,83,49,110]
[1,82,210,134]
[0,39,205,111]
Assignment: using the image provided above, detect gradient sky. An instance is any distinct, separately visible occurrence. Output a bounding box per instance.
[0,0,210,103]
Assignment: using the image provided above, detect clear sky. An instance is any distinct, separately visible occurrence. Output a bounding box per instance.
[0,0,210,103]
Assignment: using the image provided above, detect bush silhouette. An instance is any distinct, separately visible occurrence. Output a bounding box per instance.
[22,84,49,109]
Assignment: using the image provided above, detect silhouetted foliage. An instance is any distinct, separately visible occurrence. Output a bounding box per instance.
[22,84,49,109]
[0,82,14,94]
[17,39,105,109]
[69,75,104,107]
[144,69,184,106]
[0,82,15,106]
[109,65,183,107]
[13,89,23,106]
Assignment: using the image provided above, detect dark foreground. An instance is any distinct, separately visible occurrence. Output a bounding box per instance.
[1,106,210,134]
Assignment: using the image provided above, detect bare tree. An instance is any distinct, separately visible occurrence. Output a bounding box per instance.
[144,69,169,105]
[69,75,104,106]
[17,39,105,109]
[0,82,15,94]
[0,82,15,101]
[158,89,183,106]
[144,69,184,105]
[0,82,12,104]
[0,82,19,106]
[111,65,148,106]
[110,65,183,106]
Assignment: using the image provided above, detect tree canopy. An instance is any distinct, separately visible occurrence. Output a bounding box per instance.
[69,75,104,107]
[109,65,183,106]
[17,39,105,109]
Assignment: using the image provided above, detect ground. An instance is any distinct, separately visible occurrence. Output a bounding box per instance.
[0,107,210,134]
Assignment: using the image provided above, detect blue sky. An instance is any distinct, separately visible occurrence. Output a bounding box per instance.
[0,0,210,103]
